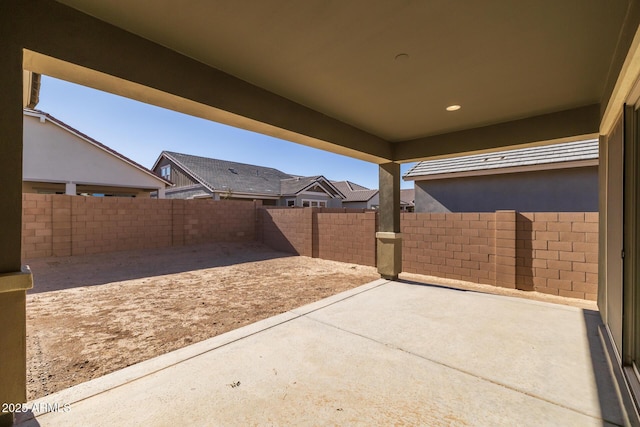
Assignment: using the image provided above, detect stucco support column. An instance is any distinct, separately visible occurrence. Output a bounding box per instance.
[0,44,32,427]
[598,135,608,321]
[65,182,76,195]
[157,187,166,199]
[376,162,402,280]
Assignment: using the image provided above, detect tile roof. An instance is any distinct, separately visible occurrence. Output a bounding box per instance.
[280,176,320,195]
[163,151,292,195]
[281,176,344,197]
[331,181,378,202]
[162,152,343,198]
[24,108,171,185]
[403,139,599,179]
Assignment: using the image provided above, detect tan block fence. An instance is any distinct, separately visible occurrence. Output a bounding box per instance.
[259,207,377,266]
[22,194,598,300]
[401,211,598,300]
[21,194,258,258]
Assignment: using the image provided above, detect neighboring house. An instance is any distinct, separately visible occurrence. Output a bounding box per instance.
[403,140,599,212]
[23,109,170,197]
[330,181,415,211]
[331,181,379,209]
[400,189,415,212]
[152,151,344,207]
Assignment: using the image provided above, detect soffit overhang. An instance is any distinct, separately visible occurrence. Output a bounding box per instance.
[7,0,639,163]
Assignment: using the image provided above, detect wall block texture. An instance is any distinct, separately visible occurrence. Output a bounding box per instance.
[22,194,258,259]
[401,212,498,287]
[22,196,597,301]
[401,211,598,300]
[259,207,377,266]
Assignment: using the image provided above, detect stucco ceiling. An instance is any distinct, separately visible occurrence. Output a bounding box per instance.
[55,0,630,143]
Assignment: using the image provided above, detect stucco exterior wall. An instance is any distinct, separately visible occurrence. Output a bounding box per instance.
[343,193,378,209]
[414,167,598,212]
[342,201,370,209]
[277,193,341,207]
[23,114,165,192]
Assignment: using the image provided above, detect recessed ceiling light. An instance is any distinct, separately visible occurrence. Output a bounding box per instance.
[395,53,409,61]
[446,105,461,111]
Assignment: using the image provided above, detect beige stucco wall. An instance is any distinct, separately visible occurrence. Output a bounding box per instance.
[23,113,165,193]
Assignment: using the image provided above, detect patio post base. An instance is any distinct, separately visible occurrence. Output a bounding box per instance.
[376,232,402,280]
[0,267,33,426]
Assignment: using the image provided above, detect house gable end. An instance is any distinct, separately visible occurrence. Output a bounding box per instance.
[153,154,199,188]
[23,113,167,190]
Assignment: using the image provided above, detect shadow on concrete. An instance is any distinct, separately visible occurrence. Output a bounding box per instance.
[398,278,479,294]
[13,410,41,426]
[25,242,294,294]
[583,310,629,426]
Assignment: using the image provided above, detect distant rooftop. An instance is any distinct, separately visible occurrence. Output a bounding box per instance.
[162,151,291,194]
[404,140,599,180]
[400,189,415,207]
[281,176,327,196]
[160,151,342,198]
[331,181,378,202]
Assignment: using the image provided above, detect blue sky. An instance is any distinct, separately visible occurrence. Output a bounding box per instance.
[36,76,415,190]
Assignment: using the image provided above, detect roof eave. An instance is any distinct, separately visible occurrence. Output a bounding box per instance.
[213,190,280,200]
[405,158,599,181]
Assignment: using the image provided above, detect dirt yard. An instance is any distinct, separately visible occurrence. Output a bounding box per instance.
[25,242,380,400]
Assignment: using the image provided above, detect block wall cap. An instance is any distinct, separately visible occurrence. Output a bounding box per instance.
[0,266,33,293]
[376,232,403,240]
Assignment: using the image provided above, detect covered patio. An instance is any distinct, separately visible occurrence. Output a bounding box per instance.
[17,279,626,426]
[3,1,640,425]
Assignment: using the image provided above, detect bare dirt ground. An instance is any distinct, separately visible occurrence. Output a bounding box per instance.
[25,242,380,400]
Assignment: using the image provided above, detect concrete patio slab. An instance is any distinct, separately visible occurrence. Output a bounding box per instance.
[16,279,626,426]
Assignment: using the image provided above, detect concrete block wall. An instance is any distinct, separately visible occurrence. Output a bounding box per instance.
[180,199,259,245]
[260,207,377,265]
[23,196,598,301]
[402,212,497,286]
[259,207,312,256]
[314,210,377,266]
[516,212,598,300]
[21,194,258,259]
[22,194,54,259]
[401,210,599,300]
[70,196,173,255]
